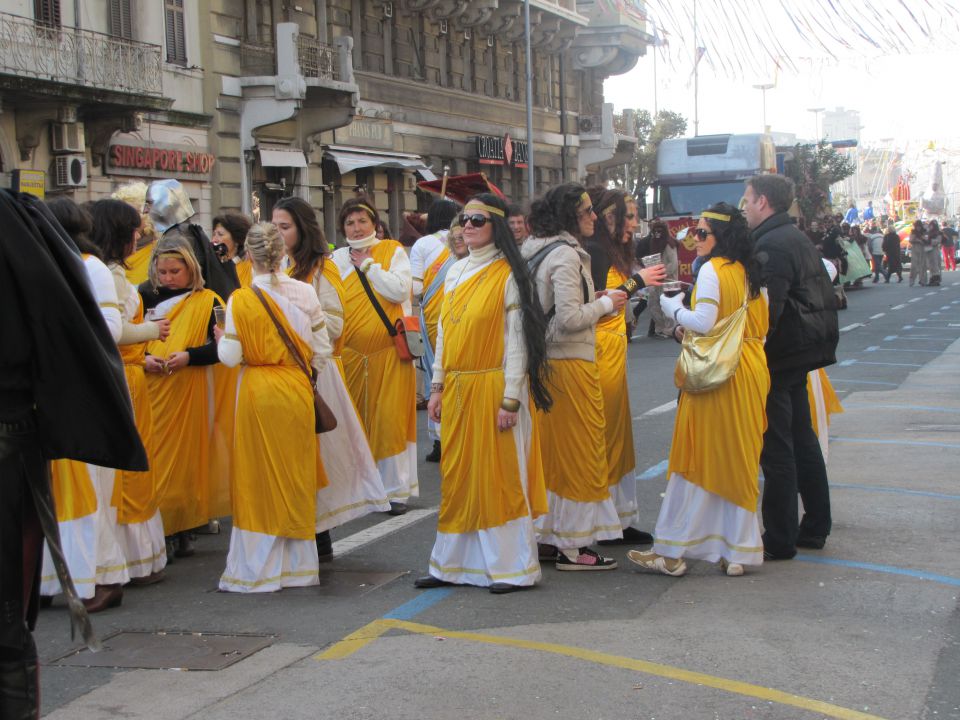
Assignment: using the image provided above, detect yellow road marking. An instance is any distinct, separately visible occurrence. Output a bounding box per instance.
[317,618,887,720]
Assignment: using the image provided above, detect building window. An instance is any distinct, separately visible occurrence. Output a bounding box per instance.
[110,0,133,39]
[34,0,61,27]
[165,0,187,66]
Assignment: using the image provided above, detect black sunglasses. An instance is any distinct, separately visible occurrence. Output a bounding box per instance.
[460,213,489,228]
[695,228,714,240]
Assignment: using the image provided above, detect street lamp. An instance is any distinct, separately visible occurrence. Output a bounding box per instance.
[753,83,775,132]
[807,107,825,142]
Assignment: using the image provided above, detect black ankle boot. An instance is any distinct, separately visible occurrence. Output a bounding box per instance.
[315,531,333,562]
[0,634,39,720]
[425,440,441,463]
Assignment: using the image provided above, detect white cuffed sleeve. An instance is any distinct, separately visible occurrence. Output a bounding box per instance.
[502,275,526,402]
[84,256,122,343]
[674,261,720,333]
[366,244,412,306]
[217,297,243,367]
[314,271,344,346]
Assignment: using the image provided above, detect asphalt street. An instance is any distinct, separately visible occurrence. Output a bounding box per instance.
[36,271,960,720]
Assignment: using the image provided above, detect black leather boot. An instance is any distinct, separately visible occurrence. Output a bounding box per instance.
[315,531,333,563]
[0,633,39,720]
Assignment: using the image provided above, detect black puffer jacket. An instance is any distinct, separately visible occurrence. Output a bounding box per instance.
[753,213,839,373]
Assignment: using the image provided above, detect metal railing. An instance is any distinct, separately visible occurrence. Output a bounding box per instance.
[296,34,339,81]
[0,11,162,96]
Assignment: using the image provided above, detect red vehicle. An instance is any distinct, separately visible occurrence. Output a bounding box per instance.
[649,133,778,283]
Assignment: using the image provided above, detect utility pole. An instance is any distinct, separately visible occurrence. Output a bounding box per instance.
[693,0,698,136]
[524,0,535,201]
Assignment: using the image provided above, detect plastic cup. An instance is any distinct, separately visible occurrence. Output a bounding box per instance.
[641,253,662,268]
[213,306,226,329]
[662,280,683,297]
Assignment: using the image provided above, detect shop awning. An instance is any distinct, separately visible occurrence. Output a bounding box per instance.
[258,147,308,168]
[324,145,437,180]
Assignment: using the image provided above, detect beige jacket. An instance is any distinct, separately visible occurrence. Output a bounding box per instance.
[521,232,614,362]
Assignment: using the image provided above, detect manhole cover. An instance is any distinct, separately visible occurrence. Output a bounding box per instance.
[50,631,274,670]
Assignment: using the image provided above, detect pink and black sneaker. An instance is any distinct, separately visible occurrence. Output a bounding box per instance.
[555,547,617,571]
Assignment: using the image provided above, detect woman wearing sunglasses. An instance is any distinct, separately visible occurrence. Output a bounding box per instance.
[585,187,665,547]
[629,202,769,577]
[416,194,552,593]
[520,183,626,570]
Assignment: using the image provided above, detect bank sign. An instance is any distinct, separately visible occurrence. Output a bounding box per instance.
[476,134,529,169]
[108,143,216,176]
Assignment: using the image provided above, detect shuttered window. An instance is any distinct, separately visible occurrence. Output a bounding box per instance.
[165,0,187,65]
[34,0,61,27]
[110,0,133,39]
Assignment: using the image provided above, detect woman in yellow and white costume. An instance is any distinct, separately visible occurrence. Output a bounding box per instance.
[40,199,129,609]
[521,184,627,570]
[142,234,224,557]
[630,203,770,577]
[332,197,418,514]
[212,212,254,288]
[585,188,665,544]
[416,194,553,593]
[217,223,330,592]
[89,199,171,585]
[273,197,390,559]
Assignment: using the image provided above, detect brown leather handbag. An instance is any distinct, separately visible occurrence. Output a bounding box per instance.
[252,287,337,433]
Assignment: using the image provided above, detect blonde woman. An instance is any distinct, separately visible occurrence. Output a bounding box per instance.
[217,223,331,592]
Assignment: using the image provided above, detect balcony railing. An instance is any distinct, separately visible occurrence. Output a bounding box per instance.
[296,34,339,81]
[0,11,162,96]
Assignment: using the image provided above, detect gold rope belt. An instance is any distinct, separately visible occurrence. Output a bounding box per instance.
[446,366,502,412]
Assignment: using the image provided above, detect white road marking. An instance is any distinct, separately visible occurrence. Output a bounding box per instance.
[332,508,438,557]
[839,359,856,367]
[909,297,922,303]
[869,313,886,319]
[902,326,914,330]
[633,399,678,421]
[917,318,927,322]
[839,323,864,333]
[931,312,941,316]
[926,291,937,296]
[883,335,898,341]
[891,304,907,310]
[865,346,878,352]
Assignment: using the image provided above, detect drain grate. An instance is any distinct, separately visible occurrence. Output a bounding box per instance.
[50,631,274,671]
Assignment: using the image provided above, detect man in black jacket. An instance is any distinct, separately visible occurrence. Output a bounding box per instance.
[743,175,839,560]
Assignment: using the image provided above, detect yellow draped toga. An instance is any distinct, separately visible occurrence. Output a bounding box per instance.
[437,258,546,533]
[341,240,417,465]
[667,258,770,511]
[228,288,318,540]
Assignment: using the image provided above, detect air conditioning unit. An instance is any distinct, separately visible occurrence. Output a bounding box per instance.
[51,122,86,153]
[54,155,87,188]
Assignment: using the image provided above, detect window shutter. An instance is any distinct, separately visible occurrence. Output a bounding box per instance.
[110,0,133,39]
[34,0,61,27]
[164,0,187,65]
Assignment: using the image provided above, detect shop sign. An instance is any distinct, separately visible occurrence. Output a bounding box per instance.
[12,169,45,199]
[476,133,528,169]
[108,143,216,177]
[334,118,394,150]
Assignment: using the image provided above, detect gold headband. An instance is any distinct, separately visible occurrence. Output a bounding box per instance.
[465,202,505,217]
[579,192,591,207]
[158,252,186,260]
[600,204,617,218]
[357,204,376,219]
[701,211,731,222]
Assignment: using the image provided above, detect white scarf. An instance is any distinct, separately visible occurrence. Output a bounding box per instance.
[347,232,378,250]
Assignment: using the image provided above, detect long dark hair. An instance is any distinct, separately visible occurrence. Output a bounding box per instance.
[273,196,327,282]
[586,186,632,276]
[470,192,552,411]
[89,199,142,268]
[528,182,586,239]
[47,197,101,258]
[425,199,460,234]
[702,201,763,298]
[212,211,252,257]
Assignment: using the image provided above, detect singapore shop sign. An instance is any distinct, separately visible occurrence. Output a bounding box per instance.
[108,143,216,176]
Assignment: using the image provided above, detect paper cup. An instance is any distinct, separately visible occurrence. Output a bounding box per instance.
[641,253,662,268]
[214,306,226,329]
[662,280,683,297]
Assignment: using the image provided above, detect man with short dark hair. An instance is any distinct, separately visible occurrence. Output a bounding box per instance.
[743,175,839,560]
[506,204,527,243]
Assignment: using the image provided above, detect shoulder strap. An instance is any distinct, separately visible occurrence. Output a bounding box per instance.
[355,268,398,337]
[527,241,590,320]
[252,286,314,385]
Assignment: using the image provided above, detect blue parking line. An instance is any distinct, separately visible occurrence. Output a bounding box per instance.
[830,436,960,449]
[832,483,960,500]
[637,459,669,480]
[796,555,960,588]
[383,587,455,620]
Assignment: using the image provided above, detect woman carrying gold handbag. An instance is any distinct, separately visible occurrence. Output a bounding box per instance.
[628,202,771,578]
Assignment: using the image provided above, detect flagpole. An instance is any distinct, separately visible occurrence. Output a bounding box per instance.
[693,0,699,136]
[524,0,535,201]
[652,21,658,116]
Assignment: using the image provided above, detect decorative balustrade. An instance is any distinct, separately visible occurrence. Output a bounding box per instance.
[296,34,339,82]
[0,11,162,96]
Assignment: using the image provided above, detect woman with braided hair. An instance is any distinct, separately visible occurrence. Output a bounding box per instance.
[585,187,664,544]
[216,222,331,592]
[415,193,551,592]
[629,202,769,577]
